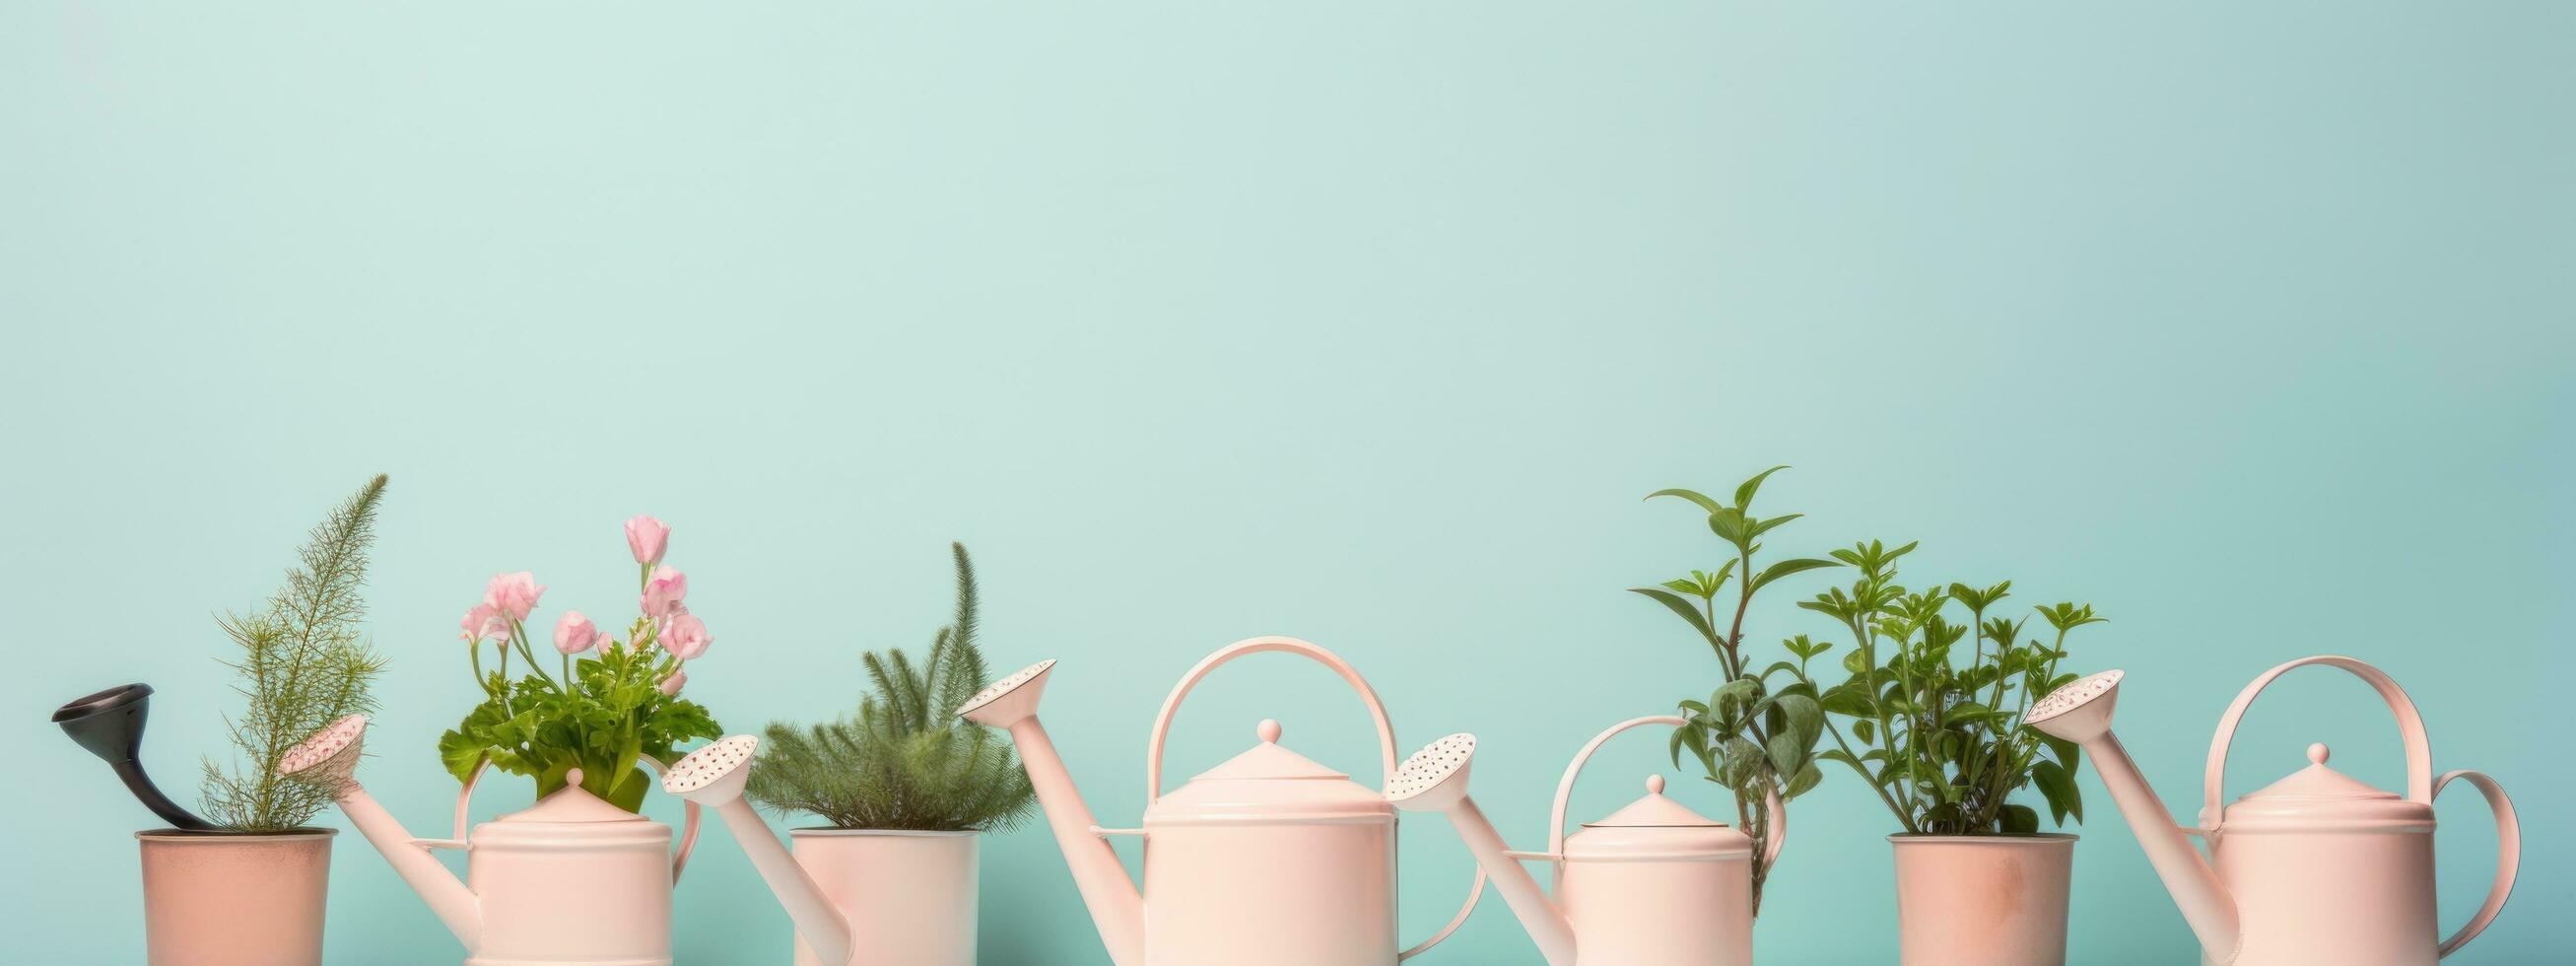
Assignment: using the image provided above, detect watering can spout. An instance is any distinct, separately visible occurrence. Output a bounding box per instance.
[2024,671,2241,963]
[279,716,486,952]
[664,735,856,966]
[1387,733,1574,966]
[958,660,1147,966]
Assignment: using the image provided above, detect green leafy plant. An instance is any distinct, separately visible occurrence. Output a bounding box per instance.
[438,516,722,812]
[200,473,393,832]
[746,543,1035,831]
[1634,466,1844,916]
[1782,538,2105,835]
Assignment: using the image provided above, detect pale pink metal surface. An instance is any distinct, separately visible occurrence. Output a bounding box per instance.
[661,735,859,966]
[788,830,979,966]
[135,829,334,966]
[1888,834,2073,966]
[2031,656,2522,965]
[961,637,1477,966]
[312,733,702,965]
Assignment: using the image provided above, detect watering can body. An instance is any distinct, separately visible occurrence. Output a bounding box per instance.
[2026,656,2519,966]
[286,716,704,966]
[1402,716,1782,966]
[958,637,1480,966]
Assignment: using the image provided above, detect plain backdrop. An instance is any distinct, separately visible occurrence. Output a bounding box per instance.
[3,1,2569,963]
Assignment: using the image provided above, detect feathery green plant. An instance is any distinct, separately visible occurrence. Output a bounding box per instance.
[745,543,1036,831]
[202,474,392,831]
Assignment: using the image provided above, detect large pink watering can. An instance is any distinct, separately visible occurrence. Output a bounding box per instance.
[1389,716,1785,966]
[2024,656,2520,965]
[955,636,1484,966]
[279,715,704,965]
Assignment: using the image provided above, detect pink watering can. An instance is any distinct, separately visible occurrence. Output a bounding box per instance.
[1390,716,1785,966]
[2024,656,2520,965]
[278,715,704,965]
[955,636,1484,966]
[658,734,869,966]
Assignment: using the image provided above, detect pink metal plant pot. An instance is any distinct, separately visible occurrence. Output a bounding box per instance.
[787,829,980,966]
[136,828,336,966]
[1888,833,2075,966]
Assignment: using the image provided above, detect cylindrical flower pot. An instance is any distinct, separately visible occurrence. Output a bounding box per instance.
[788,828,978,966]
[1889,833,2075,966]
[137,827,336,966]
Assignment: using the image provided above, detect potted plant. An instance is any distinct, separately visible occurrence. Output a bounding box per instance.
[1781,537,2105,966]
[1631,467,1842,919]
[436,514,722,810]
[743,542,1036,965]
[288,515,726,965]
[102,474,387,965]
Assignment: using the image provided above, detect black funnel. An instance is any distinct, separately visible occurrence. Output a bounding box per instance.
[54,684,217,831]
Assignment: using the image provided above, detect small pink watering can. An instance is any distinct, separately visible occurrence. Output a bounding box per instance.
[1390,716,1784,966]
[2025,656,2520,965]
[956,636,1483,966]
[279,715,704,965]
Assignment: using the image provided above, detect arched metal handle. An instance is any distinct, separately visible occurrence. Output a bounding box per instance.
[1545,715,1788,889]
[2201,656,2432,829]
[1144,636,1399,800]
[2434,769,2519,958]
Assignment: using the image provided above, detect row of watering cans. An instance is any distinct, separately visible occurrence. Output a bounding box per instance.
[257,637,2514,966]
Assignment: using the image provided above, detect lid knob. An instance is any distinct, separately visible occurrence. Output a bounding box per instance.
[1257,720,1282,744]
[2307,743,2330,765]
[566,766,584,787]
[1646,774,1666,795]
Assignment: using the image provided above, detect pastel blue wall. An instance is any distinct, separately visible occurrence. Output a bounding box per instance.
[4,2,2568,962]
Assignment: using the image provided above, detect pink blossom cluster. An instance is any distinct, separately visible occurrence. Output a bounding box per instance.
[455,514,709,696]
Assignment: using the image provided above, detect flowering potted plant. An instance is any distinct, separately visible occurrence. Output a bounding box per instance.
[1782,538,2105,966]
[50,474,389,965]
[739,543,1035,965]
[437,515,722,810]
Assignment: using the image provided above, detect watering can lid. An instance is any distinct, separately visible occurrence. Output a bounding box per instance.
[2226,744,2430,827]
[1564,775,1752,860]
[500,774,645,824]
[1148,721,1390,824]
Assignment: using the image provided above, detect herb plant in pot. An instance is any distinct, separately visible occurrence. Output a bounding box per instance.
[1782,538,2106,966]
[739,543,1036,966]
[50,474,390,966]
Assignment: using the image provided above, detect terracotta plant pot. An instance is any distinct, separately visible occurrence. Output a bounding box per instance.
[787,829,979,966]
[137,827,336,966]
[1888,833,2075,966]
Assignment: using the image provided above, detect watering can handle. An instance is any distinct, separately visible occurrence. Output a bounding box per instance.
[1546,715,1788,890]
[428,756,705,883]
[2432,769,2519,958]
[2200,656,2433,829]
[1144,636,1399,799]
[1142,636,1480,960]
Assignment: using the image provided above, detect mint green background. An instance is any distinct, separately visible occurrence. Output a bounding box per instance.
[5,2,2569,963]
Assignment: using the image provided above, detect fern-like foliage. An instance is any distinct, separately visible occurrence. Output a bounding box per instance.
[745,543,1036,831]
[201,474,392,831]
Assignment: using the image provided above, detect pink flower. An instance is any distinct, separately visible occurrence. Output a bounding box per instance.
[661,614,712,660]
[459,602,509,642]
[625,516,670,567]
[553,611,601,656]
[640,566,689,619]
[658,669,688,696]
[483,572,546,623]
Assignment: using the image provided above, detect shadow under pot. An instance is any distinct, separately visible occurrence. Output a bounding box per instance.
[1888,833,2076,966]
[137,827,337,966]
[788,829,980,966]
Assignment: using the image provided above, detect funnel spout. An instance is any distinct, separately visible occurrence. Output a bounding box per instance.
[1442,797,1575,966]
[1006,718,1146,966]
[2082,732,2240,962]
[712,798,853,966]
[332,785,484,951]
[2024,670,2238,962]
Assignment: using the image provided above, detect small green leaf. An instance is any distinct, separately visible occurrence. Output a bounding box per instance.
[1751,557,1843,594]
[1647,488,1728,516]
[1733,465,1790,509]
[1628,587,1720,645]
